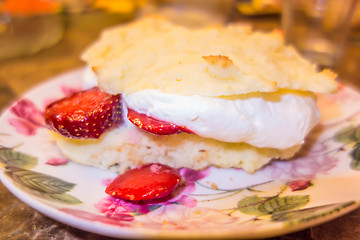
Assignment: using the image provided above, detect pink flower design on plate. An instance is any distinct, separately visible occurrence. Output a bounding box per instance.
[9,83,82,136]
[45,157,69,166]
[288,180,312,192]
[95,167,210,217]
[322,83,360,103]
[61,84,82,96]
[263,141,339,181]
[43,84,82,108]
[143,205,239,230]
[9,99,44,136]
[60,208,134,226]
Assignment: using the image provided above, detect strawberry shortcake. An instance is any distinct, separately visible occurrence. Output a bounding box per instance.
[45,17,337,174]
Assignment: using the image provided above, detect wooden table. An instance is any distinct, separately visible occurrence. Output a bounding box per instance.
[1,10,360,240]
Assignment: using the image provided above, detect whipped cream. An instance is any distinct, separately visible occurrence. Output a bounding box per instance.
[124,90,319,149]
[83,66,99,89]
[83,66,320,149]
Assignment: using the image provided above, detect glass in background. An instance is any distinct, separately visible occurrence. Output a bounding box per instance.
[0,0,142,60]
[282,0,359,68]
[0,0,65,60]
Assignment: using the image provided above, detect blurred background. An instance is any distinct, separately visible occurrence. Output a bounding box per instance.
[0,0,359,99]
[1,0,360,239]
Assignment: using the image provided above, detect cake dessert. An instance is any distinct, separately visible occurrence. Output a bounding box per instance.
[45,17,337,174]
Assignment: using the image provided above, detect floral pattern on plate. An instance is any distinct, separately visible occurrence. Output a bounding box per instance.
[1,67,360,238]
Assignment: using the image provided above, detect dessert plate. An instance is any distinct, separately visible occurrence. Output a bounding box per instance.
[1,67,360,239]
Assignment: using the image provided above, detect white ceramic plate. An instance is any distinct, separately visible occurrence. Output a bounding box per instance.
[1,67,360,239]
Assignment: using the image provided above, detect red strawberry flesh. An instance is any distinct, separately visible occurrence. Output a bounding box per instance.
[127,108,193,135]
[105,163,182,201]
[45,87,122,139]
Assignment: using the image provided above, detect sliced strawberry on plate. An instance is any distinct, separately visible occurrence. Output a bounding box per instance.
[105,163,182,201]
[127,108,193,135]
[45,87,122,139]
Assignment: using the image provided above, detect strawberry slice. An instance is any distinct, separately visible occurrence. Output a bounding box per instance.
[127,108,193,135]
[45,87,122,139]
[105,163,182,201]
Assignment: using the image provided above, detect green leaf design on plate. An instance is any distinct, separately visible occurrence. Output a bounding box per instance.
[238,195,310,216]
[259,195,310,214]
[0,145,37,169]
[350,142,360,170]
[271,201,355,224]
[334,125,360,143]
[41,192,82,204]
[332,125,360,171]
[6,167,75,194]
[237,195,268,215]
[5,167,82,204]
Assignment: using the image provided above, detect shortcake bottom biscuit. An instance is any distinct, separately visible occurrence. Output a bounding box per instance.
[52,124,300,173]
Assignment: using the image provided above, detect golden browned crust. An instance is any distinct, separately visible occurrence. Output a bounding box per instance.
[81,16,338,96]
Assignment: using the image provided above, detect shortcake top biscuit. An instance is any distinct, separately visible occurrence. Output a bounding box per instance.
[81,16,337,96]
